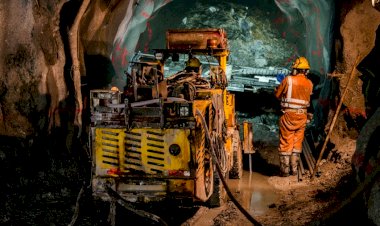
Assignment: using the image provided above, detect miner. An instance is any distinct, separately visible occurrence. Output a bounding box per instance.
[274,57,313,177]
[185,56,202,73]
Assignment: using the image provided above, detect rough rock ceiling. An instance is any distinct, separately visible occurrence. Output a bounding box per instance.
[0,0,379,137]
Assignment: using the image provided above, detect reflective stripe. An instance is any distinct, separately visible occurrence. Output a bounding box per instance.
[281,76,309,108]
[292,149,302,153]
[283,98,309,105]
[281,103,308,109]
[287,76,293,100]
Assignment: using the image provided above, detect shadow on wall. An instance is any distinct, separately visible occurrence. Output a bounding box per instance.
[84,54,115,90]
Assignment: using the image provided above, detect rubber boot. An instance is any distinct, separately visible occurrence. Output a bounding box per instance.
[290,153,300,176]
[279,155,290,177]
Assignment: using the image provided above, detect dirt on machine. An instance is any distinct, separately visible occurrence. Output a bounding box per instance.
[89,28,254,208]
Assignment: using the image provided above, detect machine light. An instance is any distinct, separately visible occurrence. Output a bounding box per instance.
[167,170,190,177]
[155,52,163,60]
[179,105,190,117]
[98,93,112,99]
[169,144,181,156]
[107,168,122,176]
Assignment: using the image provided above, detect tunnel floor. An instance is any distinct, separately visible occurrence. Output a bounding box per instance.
[0,126,372,226]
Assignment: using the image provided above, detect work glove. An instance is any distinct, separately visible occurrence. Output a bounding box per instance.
[276,73,286,83]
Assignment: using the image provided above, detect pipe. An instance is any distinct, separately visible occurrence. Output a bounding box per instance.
[303,143,315,166]
[303,140,315,167]
[297,163,302,182]
[249,154,252,172]
[302,142,314,174]
[303,152,314,174]
[303,139,316,165]
[299,155,305,175]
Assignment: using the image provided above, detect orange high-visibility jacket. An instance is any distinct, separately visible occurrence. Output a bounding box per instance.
[274,74,313,154]
[274,74,313,109]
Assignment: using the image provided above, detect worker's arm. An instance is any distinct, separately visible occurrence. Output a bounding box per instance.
[307,78,314,112]
[274,76,288,100]
[307,79,314,123]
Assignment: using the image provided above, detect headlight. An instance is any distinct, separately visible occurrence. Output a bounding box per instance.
[98,93,111,99]
[169,144,181,156]
[179,105,190,117]
[155,52,163,60]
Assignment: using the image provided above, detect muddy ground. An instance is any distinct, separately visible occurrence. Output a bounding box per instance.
[0,133,369,226]
[179,133,372,226]
[207,136,367,226]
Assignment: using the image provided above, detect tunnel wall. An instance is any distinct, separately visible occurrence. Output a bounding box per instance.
[335,0,380,119]
[0,1,69,137]
[0,0,379,139]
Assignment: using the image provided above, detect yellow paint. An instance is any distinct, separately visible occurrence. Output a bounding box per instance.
[168,180,194,195]
[94,128,191,176]
[92,33,239,203]
[218,50,228,72]
[224,92,235,127]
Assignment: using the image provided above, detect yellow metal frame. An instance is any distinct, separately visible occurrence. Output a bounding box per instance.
[94,128,191,176]
[92,43,239,203]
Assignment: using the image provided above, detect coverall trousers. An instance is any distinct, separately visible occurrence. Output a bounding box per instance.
[278,111,307,155]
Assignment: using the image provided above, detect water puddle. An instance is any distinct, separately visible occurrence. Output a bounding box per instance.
[228,170,278,216]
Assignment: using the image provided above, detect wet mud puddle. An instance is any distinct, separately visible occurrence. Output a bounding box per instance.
[228,171,278,216]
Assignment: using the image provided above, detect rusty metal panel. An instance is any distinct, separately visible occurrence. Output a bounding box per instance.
[166,28,228,50]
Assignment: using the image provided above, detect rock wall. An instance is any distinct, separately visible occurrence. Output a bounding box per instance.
[0,0,134,138]
[0,1,69,137]
[0,0,379,140]
[335,0,380,119]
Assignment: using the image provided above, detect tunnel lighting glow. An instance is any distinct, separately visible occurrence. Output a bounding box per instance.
[155,52,163,60]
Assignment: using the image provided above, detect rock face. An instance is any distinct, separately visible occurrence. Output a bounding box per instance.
[335,0,380,119]
[0,0,380,225]
[352,107,380,225]
[337,6,380,223]
[183,2,292,68]
[0,1,59,137]
[0,0,376,138]
[0,0,133,137]
[146,1,293,68]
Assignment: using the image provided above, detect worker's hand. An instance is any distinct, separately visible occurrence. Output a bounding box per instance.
[276,73,286,83]
[307,113,313,124]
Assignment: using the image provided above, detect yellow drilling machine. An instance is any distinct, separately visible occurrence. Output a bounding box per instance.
[89,28,253,207]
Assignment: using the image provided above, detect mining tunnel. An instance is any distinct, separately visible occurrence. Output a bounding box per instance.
[1,0,380,225]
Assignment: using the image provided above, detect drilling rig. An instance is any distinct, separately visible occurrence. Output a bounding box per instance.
[89,28,253,207]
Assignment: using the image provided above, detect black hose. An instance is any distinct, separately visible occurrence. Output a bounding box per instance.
[105,185,168,226]
[196,109,262,226]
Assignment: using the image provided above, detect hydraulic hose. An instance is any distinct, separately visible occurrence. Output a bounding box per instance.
[105,185,168,226]
[196,109,262,226]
